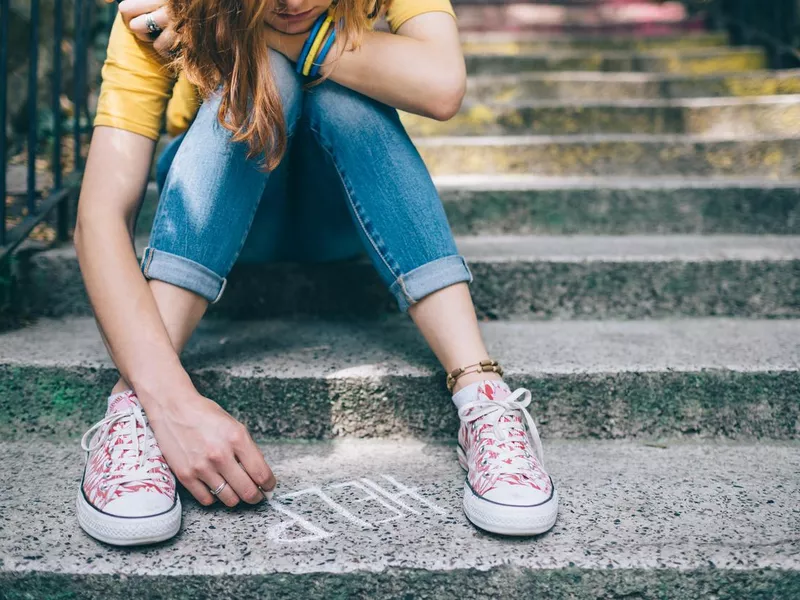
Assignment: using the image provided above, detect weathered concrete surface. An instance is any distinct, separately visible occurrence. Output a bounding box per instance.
[454,2,691,33]
[460,31,728,53]
[1,317,797,439]
[16,234,800,320]
[464,47,766,75]
[136,177,800,238]
[417,134,800,177]
[437,176,800,235]
[465,70,800,103]
[402,96,800,137]
[1,439,798,599]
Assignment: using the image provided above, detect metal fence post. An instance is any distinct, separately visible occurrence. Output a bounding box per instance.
[0,0,8,248]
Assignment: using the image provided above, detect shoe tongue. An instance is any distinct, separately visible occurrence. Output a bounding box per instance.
[453,379,512,410]
[478,380,512,402]
[107,390,141,415]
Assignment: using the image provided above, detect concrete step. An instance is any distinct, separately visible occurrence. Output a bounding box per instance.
[402,95,800,137]
[437,176,800,235]
[417,134,800,177]
[465,70,800,102]
[1,438,798,598]
[455,2,691,32]
[17,235,800,320]
[136,178,800,237]
[460,31,728,53]
[1,317,798,439]
[464,47,766,75]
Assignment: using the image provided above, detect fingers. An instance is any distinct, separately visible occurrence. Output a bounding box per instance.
[235,434,277,497]
[182,478,217,507]
[128,6,170,42]
[118,0,168,26]
[220,459,264,505]
[153,29,180,59]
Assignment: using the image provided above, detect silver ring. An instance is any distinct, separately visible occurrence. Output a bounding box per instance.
[209,481,227,496]
[145,13,162,39]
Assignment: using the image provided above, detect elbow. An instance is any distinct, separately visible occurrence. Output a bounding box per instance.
[427,74,466,122]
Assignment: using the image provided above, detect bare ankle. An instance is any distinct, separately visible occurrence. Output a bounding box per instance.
[110,380,132,396]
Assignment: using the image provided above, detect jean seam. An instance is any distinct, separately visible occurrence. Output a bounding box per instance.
[307,119,404,291]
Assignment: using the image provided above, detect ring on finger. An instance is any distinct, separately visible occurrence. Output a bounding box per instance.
[209,481,228,496]
[145,12,162,39]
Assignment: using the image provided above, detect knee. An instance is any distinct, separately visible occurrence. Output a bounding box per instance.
[268,49,304,130]
[304,80,399,141]
[190,50,304,140]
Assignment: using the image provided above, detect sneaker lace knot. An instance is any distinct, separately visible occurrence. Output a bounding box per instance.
[81,405,169,496]
[458,388,546,480]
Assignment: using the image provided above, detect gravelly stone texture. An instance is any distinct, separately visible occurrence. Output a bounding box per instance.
[417,134,800,178]
[402,96,800,137]
[460,31,729,52]
[1,439,797,599]
[15,235,800,320]
[440,177,800,234]
[465,70,800,102]
[464,47,766,75]
[1,317,797,439]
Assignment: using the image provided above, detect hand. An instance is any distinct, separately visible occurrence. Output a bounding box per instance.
[146,392,277,507]
[114,0,179,59]
[264,24,309,64]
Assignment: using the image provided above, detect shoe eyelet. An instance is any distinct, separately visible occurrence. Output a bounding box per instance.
[104,460,113,468]
[102,473,110,479]
[100,483,108,490]
[161,475,168,482]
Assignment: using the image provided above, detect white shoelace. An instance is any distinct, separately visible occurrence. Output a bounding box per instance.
[81,405,167,495]
[458,387,546,476]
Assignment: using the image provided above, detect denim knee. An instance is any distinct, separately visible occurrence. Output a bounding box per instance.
[302,82,472,312]
[143,50,304,303]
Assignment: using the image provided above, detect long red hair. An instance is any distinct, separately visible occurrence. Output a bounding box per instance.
[169,0,389,170]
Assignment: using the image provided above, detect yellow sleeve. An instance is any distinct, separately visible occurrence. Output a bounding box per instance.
[166,73,202,137]
[385,0,457,33]
[94,13,177,141]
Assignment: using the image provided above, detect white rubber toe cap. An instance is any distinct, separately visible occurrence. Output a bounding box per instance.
[103,491,175,517]
[480,481,553,506]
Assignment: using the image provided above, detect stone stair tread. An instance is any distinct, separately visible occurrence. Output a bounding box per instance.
[37,233,800,264]
[455,234,800,262]
[433,174,800,190]
[468,68,800,83]
[459,94,800,109]
[460,31,727,44]
[2,316,797,376]
[417,132,800,144]
[465,46,763,59]
[1,438,798,593]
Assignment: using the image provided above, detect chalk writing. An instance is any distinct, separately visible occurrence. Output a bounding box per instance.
[266,474,447,543]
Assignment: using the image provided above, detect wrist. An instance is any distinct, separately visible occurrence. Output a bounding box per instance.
[130,366,198,413]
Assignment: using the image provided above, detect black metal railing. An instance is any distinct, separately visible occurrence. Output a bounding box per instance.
[1,0,114,262]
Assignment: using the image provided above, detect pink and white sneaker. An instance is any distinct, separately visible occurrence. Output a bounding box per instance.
[454,380,558,536]
[76,390,181,545]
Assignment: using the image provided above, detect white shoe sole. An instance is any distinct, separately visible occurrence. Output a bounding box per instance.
[458,446,559,536]
[76,492,182,546]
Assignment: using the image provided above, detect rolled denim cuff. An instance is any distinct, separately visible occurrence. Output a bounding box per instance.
[390,255,473,313]
[141,247,227,304]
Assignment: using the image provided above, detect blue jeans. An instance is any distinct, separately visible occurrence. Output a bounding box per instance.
[142,50,471,311]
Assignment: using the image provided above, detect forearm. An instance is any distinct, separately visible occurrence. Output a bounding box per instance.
[320,27,466,120]
[74,128,195,407]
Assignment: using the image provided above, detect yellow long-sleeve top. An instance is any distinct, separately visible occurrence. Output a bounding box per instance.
[94,0,457,140]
